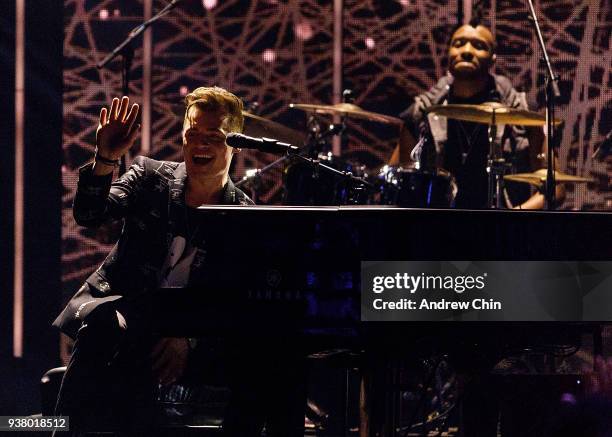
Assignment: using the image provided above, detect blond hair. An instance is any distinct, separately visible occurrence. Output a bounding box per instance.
[184,86,244,133]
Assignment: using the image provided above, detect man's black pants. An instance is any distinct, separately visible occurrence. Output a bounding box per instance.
[55,301,307,436]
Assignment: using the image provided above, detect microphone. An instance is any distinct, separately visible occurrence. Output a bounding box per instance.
[226,133,299,154]
[592,131,612,161]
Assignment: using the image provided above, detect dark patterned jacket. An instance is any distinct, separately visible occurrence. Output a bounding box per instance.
[54,156,253,338]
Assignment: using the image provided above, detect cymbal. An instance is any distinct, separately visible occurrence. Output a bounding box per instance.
[425,102,561,126]
[504,169,595,188]
[289,102,402,125]
[242,111,304,147]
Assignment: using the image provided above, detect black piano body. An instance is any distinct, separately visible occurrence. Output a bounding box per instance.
[145,206,612,356]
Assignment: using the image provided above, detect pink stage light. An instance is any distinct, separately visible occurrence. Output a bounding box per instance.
[113,9,120,17]
[365,37,375,49]
[262,49,276,63]
[294,21,314,41]
[99,9,109,20]
[202,0,218,10]
[179,85,189,96]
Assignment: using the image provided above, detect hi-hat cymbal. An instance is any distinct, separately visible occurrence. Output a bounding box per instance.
[425,102,561,126]
[504,169,595,188]
[290,102,402,125]
[242,111,304,147]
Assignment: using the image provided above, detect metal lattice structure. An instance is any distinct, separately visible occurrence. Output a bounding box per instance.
[486,0,612,209]
[342,0,459,168]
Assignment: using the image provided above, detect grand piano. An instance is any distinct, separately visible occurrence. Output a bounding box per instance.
[143,206,611,436]
[150,206,612,336]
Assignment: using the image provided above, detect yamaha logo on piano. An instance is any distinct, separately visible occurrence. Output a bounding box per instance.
[247,289,303,301]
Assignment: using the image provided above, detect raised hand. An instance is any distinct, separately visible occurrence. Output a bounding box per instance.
[96,96,140,161]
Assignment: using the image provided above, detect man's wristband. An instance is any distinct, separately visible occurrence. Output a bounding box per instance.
[94,151,120,167]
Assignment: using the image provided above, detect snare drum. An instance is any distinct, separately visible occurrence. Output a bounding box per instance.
[283,153,368,205]
[377,166,457,208]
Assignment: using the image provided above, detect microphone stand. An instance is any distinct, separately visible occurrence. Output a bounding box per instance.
[97,0,184,174]
[235,155,290,189]
[290,153,373,189]
[236,127,372,195]
[526,0,561,210]
[486,109,506,209]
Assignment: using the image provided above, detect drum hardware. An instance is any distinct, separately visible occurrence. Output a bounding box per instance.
[236,111,306,201]
[294,153,366,183]
[236,109,372,205]
[245,100,260,114]
[379,166,456,207]
[289,102,403,126]
[424,102,560,127]
[303,114,347,158]
[284,99,379,205]
[527,0,562,209]
[425,102,560,209]
[504,169,595,189]
[236,154,291,188]
[242,110,305,148]
[376,166,457,208]
[290,98,463,208]
[409,132,427,170]
[283,152,374,206]
[235,168,263,203]
[486,109,506,209]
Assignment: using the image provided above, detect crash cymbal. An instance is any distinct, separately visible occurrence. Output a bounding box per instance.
[242,111,304,147]
[425,102,561,126]
[504,169,595,188]
[289,102,402,125]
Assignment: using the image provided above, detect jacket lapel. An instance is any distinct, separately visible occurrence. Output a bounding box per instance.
[186,178,242,286]
[166,162,188,248]
[222,178,238,204]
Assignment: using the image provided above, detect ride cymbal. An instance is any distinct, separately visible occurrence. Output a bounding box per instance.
[504,169,594,188]
[242,111,304,147]
[425,102,561,126]
[290,102,402,125]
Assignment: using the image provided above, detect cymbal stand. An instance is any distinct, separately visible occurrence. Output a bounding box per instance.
[486,109,507,209]
[304,114,346,157]
[234,156,288,201]
[526,0,561,210]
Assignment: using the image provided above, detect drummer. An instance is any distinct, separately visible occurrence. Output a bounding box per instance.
[389,20,563,209]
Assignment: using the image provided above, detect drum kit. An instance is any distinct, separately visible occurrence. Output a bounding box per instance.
[237,99,593,208]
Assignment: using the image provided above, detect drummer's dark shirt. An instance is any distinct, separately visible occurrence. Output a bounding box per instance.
[445,79,498,209]
[399,74,532,209]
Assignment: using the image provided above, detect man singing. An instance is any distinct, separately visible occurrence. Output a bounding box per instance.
[52,87,283,434]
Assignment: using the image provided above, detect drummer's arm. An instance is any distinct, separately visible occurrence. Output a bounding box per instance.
[389,126,418,166]
[514,126,565,210]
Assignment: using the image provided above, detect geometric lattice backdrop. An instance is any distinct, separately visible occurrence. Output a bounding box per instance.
[483,0,611,210]
[63,0,611,296]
